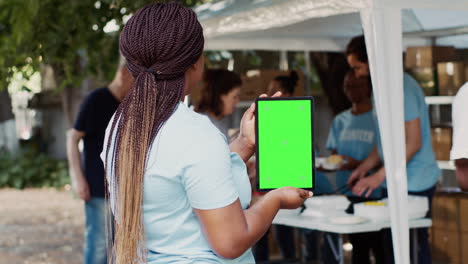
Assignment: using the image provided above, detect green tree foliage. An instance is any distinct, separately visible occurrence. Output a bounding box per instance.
[0,146,70,189]
[0,0,205,91]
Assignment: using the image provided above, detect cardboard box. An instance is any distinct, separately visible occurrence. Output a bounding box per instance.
[462,232,468,264]
[240,69,306,101]
[432,194,468,264]
[438,62,466,96]
[406,46,456,68]
[460,198,468,233]
[407,67,437,96]
[465,64,468,85]
[432,193,459,231]
[431,127,452,161]
[432,228,461,264]
[239,73,264,101]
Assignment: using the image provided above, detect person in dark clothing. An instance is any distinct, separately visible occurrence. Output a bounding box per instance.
[66,58,133,264]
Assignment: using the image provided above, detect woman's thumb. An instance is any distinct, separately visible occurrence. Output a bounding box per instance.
[299,189,313,199]
[244,102,255,119]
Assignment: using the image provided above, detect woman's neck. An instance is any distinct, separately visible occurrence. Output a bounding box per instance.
[208,111,223,120]
[108,81,126,102]
[351,101,372,115]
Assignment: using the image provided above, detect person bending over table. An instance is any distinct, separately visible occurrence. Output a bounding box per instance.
[345,35,441,264]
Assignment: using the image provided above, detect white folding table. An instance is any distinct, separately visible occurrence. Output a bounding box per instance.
[273,210,432,264]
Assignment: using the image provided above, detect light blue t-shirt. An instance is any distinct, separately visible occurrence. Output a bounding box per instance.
[375,73,440,192]
[326,109,381,198]
[102,102,255,264]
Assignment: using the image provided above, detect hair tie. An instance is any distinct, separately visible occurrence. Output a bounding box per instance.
[145,68,159,79]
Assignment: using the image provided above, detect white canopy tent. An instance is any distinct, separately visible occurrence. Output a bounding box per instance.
[196,0,468,51]
[195,1,468,263]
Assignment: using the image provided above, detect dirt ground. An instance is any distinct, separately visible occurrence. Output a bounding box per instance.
[0,188,84,264]
[0,188,357,264]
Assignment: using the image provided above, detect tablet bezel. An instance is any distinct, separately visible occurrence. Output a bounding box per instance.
[255,96,315,192]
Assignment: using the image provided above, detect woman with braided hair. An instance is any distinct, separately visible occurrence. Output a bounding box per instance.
[101,3,312,264]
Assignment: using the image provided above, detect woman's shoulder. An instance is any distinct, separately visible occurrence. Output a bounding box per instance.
[163,103,228,149]
[145,103,230,173]
[171,104,222,136]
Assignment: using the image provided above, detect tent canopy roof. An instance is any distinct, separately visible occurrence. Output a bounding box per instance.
[195,0,468,51]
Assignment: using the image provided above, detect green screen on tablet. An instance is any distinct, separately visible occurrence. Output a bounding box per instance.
[256,97,314,191]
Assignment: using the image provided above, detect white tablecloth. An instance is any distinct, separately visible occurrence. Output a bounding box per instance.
[273,209,432,234]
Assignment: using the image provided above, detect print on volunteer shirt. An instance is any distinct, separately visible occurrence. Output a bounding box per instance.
[339,129,374,144]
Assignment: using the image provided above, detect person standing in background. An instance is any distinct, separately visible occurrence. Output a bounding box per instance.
[345,35,440,264]
[267,70,298,97]
[451,82,468,191]
[195,68,241,138]
[326,71,383,264]
[66,58,133,264]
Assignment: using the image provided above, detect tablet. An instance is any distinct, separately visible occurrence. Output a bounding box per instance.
[256,97,315,191]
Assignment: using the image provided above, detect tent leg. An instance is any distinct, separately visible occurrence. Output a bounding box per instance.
[304,50,312,95]
[361,5,410,264]
[279,50,289,71]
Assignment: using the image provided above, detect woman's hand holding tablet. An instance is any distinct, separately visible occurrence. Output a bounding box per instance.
[255,96,315,191]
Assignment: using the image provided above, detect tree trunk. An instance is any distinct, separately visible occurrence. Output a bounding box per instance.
[48,63,90,129]
[0,89,14,122]
[0,90,19,153]
[60,85,85,128]
[35,64,90,159]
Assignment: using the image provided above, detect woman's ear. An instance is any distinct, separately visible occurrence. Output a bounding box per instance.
[184,56,205,95]
[187,55,204,78]
[193,55,205,72]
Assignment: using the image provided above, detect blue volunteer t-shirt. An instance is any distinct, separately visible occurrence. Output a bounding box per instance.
[326,109,381,198]
[375,73,440,192]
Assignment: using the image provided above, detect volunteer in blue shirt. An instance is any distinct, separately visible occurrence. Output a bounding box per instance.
[326,71,381,198]
[345,36,440,264]
[326,71,383,264]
